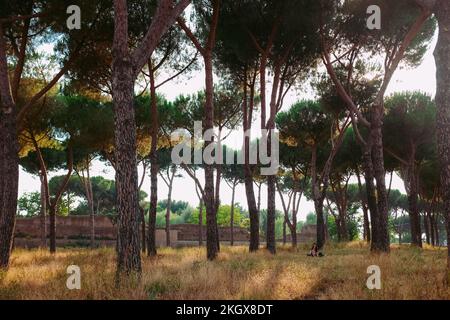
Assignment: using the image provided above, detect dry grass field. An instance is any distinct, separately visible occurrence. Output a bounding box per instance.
[0,242,449,300]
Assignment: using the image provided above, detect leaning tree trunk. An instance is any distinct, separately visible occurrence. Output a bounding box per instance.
[112,52,141,276]
[0,110,19,269]
[434,0,450,273]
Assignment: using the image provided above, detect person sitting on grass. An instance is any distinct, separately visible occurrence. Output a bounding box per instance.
[307,243,324,257]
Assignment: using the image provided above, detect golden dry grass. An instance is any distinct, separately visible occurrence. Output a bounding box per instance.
[0,242,449,300]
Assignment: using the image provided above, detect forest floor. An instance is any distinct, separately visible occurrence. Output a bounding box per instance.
[0,242,449,300]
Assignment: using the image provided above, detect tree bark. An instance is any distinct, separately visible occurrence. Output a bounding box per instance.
[165,169,175,247]
[204,50,219,260]
[198,199,203,246]
[433,0,450,276]
[0,110,19,269]
[48,147,73,254]
[112,1,141,275]
[39,175,47,247]
[230,182,236,246]
[370,107,390,252]
[140,206,146,253]
[86,166,95,249]
[148,59,159,256]
[356,168,371,242]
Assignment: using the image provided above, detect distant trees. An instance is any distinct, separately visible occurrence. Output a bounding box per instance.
[383,92,436,247]
[0,0,108,269]
[320,0,435,253]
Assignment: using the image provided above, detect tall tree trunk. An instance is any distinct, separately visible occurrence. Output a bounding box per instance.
[433,0,450,277]
[244,166,259,251]
[214,164,221,252]
[315,201,326,250]
[198,199,203,246]
[370,108,390,252]
[147,59,158,257]
[311,146,326,249]
[86,167,95,249]
[424,212,430,245]
[356,168,371,242]
[49,205,57,253]
[266,173,276,254]
[362,145,381,250]
[242,75,259,252]
[165,170,175,247]
[112,20,141,274]
[204,50,218,260]
[230,182,236,246]
[0,27,19,270]
[39,175,47,247]
[429,212,435,246]
[48,147,73,254]
[140,207,146,253]
[407,156,422,247]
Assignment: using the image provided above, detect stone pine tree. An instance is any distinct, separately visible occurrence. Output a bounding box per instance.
[414,0,450,276]
[176,0,221,260]
[111,0,190,276]
[320,0,435,252]
[383,92,436,247]
[0,0,110,269]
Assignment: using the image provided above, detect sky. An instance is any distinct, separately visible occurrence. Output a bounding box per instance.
[18,32,438,222]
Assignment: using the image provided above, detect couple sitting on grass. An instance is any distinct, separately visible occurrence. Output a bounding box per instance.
[307,243,324,257]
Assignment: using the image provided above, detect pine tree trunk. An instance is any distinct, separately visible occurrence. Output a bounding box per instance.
[242,75,259,252]
[87,168,95,249]
[434,0,450,275]
[356,169,371,242]
[49,205,57,253]
[407,156,422,247]
[266,173,276,254]
[370,110,390,252]
[140,206,146,253]
[148,60,158,257]
[204,52,218,261]
[315,200,326,250]
[39,175,47,247]
[0,110,19,269]
[230,183,235,246]
[165,174,174,247]
[424,212,430,245]
[244,165,259,251]
[198,199,203,246]
[362,145,381,250]
[112,50,141,275]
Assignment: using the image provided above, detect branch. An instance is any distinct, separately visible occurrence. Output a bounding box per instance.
[176,18,205,56]
[131,0,191,78]
[155,51,198,89]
